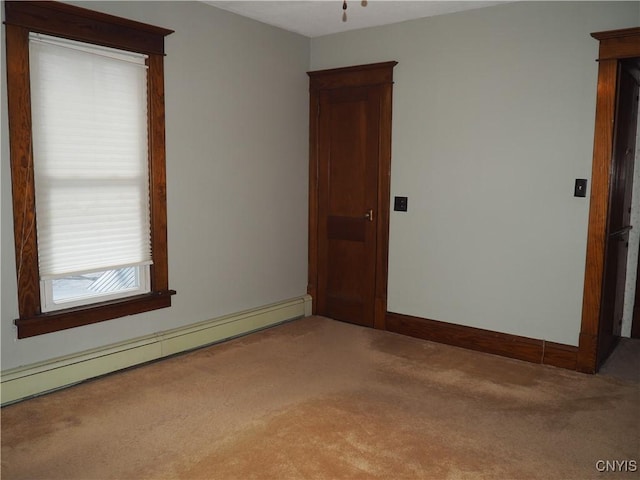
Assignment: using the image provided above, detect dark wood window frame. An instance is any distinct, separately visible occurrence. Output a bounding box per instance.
[4,1,175,338]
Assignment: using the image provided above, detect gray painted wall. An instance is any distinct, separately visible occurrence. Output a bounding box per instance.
[2,1,638,372]
[310,1,639,345]
[1,1,310,370]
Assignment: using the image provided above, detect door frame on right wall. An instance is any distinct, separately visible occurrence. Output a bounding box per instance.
[578,27,640,373]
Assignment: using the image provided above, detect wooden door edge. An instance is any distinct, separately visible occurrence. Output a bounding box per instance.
[307,89,320,314]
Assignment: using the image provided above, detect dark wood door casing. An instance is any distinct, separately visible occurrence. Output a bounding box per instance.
[578,28,640,373]
[308,61,397,330]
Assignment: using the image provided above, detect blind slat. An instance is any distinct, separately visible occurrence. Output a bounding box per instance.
[30,34,152,279]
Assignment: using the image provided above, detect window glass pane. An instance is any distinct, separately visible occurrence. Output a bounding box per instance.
[52,266,142,304]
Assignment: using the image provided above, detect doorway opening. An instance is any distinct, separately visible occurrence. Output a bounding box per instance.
[620,58,640,341]
[578,28,640,373]
[599,57,640,380]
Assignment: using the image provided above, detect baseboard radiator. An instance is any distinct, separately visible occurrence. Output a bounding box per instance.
[1,295,313,405]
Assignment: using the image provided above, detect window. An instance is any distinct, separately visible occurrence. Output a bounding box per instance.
[30,34,152,312]
[4,1,175,338]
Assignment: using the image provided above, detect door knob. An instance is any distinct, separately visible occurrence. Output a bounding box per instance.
[364,209,374,222]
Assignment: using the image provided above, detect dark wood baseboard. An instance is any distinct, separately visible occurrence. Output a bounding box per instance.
[386,312,579,371]
[576,332,598,373]
[543,341,578,370]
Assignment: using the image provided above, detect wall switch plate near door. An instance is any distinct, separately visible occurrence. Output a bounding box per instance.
[394,196,408,211]
[574,179,588,197]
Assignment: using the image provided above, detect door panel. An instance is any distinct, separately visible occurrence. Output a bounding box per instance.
[317,86,380,327]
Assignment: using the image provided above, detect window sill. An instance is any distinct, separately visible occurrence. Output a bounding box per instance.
[14,290,176,339]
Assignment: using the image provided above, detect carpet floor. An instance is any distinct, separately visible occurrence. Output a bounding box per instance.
[1,316,639,479]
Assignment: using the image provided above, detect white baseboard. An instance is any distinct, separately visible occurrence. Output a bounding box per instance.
[1,294,312,405]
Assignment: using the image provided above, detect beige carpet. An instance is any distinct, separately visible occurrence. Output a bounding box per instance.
[2,316,639,479]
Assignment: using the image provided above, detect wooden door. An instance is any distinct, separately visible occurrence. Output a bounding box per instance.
[308,62,397,328]
[597,62,639,366]
[317,86,379,326]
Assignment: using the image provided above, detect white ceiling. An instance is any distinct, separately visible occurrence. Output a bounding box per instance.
[205,1,508,38]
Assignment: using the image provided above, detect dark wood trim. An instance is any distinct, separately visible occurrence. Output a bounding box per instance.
[579,28,640,373]
[387,312,542,364]
[308,61,397,92]
[5,23,41,319]
[307,61,397,328]
[4,1,175,338]
[592,27,640,61]
[386,312,578,371]
[307,89,319,313]
[374,81,393,330]
[576,332,598,373]
[578,58,618,373]
[4,1,173,55]
[147,54,170,293]
[544,341,579,370]
[592,27,640,41]
[15,291,177,339]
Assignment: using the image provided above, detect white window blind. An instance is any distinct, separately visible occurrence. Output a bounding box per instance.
[29,33,152,279]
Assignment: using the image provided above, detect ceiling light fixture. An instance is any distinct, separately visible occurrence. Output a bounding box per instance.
[342,0,368,23]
